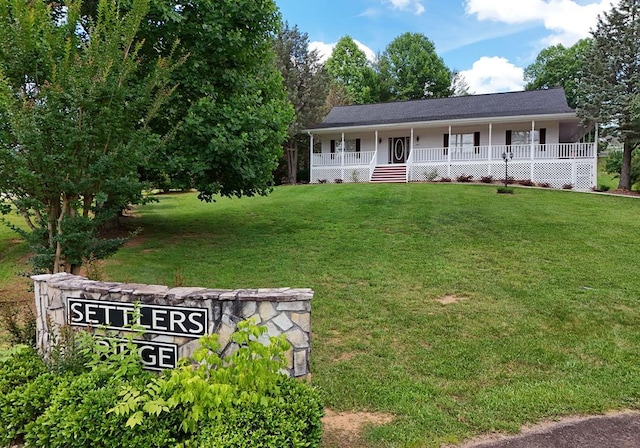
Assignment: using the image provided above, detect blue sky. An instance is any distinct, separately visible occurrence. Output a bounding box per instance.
[274,0,616,94]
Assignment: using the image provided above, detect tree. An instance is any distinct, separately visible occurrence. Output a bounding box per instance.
[524,39,590,108]
[325,36,377,105]
[377,32,452,101]
[136,0,293,201]
[273,23,329,184]
[0,0,175,273]
[451,71,473,97]
[579,0,640,190]
[66,0,294,198]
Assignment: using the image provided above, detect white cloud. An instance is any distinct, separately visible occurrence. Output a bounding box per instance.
[309,40,377,64]
[465,0,616,46]
[459,57,525,94]
[384,0,425,15]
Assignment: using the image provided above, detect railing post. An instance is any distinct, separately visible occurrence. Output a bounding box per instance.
[530,120,536,182]
[341,132,345,182]
[447,125,452,178]
[408,128,414,182]
[488,122,493,176]
[593,122,599,189]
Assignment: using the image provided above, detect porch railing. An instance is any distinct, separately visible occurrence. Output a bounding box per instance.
[312,151,375,167]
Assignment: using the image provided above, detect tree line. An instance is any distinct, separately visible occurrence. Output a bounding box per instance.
[0,0,637,275]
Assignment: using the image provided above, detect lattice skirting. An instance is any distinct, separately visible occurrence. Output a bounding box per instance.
[409,161,595,191]
[312,160,595,191]
[312,167,371,184]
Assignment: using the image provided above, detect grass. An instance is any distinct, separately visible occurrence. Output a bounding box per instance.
[597,156,620,190]
[2,183,640,446]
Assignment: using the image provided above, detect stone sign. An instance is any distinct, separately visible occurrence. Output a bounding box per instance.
[33,273,313,377]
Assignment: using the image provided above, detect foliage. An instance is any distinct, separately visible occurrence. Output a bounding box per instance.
[605,148,640,188]
[0,345,47,393]
[192,378,323,448]
[0,0,175,274]
[135,0,293,200]
[524,39,591,108]
[0,302,37,347]
[274,22,329,184]
[456,174,473,183]
[325,36,378,105]
[377,32,452,101]
[496,186,514,194]
[110,320,290,433]
[578,0,640,189]
[451,70,473,96]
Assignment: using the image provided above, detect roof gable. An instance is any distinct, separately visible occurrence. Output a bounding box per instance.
[313,88,575,129]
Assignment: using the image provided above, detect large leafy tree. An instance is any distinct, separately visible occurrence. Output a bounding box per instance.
[0,0,174,273]
[377,32,452,101]
[579,0,640,190]
[524,39,590,108]
[325,36,377,105]
[273,23,329,184]
[137,0,293,200]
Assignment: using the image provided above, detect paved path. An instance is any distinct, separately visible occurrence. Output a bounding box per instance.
[458,412,640,448]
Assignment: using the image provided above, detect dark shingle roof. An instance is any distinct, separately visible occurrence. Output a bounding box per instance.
[312,88,575,129]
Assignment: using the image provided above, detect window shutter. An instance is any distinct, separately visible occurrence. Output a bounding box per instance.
[330,140,336,153]
[355,138,361,152]
[506,130,512,146]
[443,134,449,155]
[539,128,546,145]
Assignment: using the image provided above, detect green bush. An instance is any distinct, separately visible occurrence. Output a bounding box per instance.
[1,322,323,448]
[0,345,48,394]
[25,370,179,448]
[0,372,66,446]
[192,378,324,448]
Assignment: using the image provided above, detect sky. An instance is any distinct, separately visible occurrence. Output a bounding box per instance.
[274,0,617,94]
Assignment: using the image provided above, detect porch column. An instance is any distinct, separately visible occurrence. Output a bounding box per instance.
[341,132,345,181]
[373,130,379,181]
[447,125,452,178]
[530,120,536,181]
[488,122,493,176]
[408,127,413,182]
[309,133,314,184]
[593,122,599,188]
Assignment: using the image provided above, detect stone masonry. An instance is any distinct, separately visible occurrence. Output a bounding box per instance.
[32,273,313,377]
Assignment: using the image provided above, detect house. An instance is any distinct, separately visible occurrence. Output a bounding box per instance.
[307,88,597,191]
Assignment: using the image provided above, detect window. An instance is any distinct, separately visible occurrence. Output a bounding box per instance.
[334,139,361,152]
[508,130,539,145]
[444,132,481,155]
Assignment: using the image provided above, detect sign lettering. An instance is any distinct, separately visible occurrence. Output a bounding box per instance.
[96,338,178,371]
[68,298,208,337]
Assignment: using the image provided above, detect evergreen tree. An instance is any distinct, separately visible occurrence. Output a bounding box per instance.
[579,0,640,190]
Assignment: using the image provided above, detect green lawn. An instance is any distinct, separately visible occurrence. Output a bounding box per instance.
[3,184,640,447]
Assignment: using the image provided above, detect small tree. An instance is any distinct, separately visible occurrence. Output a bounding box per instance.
[578,0,640,190]
[0,0,175,273]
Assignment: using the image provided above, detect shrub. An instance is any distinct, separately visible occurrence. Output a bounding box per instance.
[497,187,514,194]
[479,176,493,184]
[0,345,48,394]
[537,182,552,188]
[518,179,535,186]
[562,183,573,190]
[439,177,452,182]
[456,174,473,183]
[605,148,640,187]
[0,373,67,446]
[191,378,324,448]
[334,178,343,183]
[423,169,438,181]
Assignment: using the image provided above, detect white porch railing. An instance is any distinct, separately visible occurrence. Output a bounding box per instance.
[312,151,376,167]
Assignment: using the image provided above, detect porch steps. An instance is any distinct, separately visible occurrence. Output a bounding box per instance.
[371,165,407,183]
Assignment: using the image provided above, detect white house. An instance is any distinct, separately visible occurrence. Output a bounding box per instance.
[307,88,597,191]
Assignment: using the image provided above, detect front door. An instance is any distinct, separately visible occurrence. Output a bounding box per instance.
[389,137,410,164]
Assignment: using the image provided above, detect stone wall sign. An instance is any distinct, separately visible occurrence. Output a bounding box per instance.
[33,273,313,377]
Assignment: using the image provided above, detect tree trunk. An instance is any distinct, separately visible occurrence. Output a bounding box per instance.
[618,138,633,190]
[286,143,298,185]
